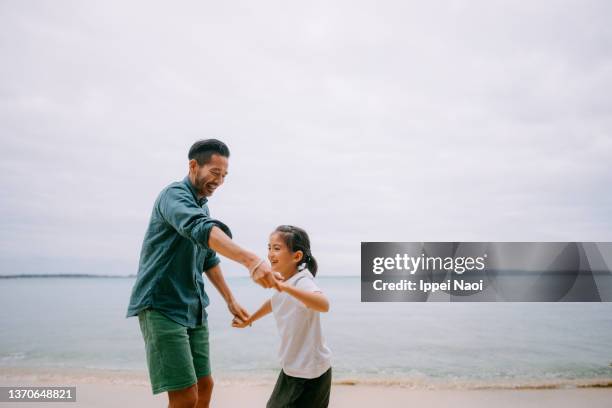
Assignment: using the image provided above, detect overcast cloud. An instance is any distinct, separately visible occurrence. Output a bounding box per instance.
[1,1,611,276]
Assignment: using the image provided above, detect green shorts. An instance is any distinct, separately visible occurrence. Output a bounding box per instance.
[138,309,211,394]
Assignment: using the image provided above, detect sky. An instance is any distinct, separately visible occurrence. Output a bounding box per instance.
[1,1,611,276]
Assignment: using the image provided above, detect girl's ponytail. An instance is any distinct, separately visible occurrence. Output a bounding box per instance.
[304,253,318,277]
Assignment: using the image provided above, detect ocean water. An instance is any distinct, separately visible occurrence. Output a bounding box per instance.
[1,277,611,388]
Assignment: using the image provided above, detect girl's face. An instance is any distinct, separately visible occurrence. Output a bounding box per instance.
[268,232,303,277]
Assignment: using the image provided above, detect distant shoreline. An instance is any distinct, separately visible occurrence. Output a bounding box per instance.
[0,274,137,279]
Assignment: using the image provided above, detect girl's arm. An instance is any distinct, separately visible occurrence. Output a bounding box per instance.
[232,299,272,328]
[280,283,330,312]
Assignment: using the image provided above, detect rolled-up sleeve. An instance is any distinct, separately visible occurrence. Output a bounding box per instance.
[203,251,221,271]
[159,186,232,249]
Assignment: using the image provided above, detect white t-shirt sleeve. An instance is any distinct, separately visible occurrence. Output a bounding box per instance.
[295,274,322,293]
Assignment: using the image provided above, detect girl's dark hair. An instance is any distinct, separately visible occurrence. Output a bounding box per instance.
[274,225,318,276]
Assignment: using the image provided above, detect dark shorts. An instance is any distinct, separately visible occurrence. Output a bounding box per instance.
[267,367,332,408]
[138,309,211,394]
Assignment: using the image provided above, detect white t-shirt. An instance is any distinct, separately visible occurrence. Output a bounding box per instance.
[271,269,332,379]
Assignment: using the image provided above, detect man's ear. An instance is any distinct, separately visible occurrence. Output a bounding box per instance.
[293,250,304,263]
[188,159,198,174]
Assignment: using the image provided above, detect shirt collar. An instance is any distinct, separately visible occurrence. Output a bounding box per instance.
[182,176,208,206]
[287,269,310,284]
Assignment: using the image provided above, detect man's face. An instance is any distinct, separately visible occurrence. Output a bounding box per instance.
[190,154,229,198]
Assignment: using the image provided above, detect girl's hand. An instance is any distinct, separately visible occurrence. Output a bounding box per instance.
[276,280,288,292]
[232,316,251,328]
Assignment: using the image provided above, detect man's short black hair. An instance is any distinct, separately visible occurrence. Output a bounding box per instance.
[188,139,230,165]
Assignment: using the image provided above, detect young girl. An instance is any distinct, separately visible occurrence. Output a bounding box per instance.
[232,225,332,408]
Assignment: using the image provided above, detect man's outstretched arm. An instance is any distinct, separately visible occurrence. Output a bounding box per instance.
[208,226,279,289]
[158,186,276,288]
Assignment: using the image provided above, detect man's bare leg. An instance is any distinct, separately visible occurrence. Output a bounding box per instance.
[196,375,214,408]
[168,384,198,408]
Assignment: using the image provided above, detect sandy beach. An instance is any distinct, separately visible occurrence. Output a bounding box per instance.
[2,368,611,408]
[2,381,612,408]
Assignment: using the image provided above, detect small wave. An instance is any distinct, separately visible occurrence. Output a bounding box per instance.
[2,367,612,390]
[330,377,612,390]
[0,352,27,363]
[577,381,612,389]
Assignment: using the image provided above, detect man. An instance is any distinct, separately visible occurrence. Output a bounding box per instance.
[127,139,278,408]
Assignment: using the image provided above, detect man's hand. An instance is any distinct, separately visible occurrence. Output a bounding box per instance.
[250,261,281,290]
[227,299,249,322]
[208,227,283,290]
[231,316,251,328]
[231,299,272,329]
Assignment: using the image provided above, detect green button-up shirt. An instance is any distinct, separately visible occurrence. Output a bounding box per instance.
[126,176,232,328]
